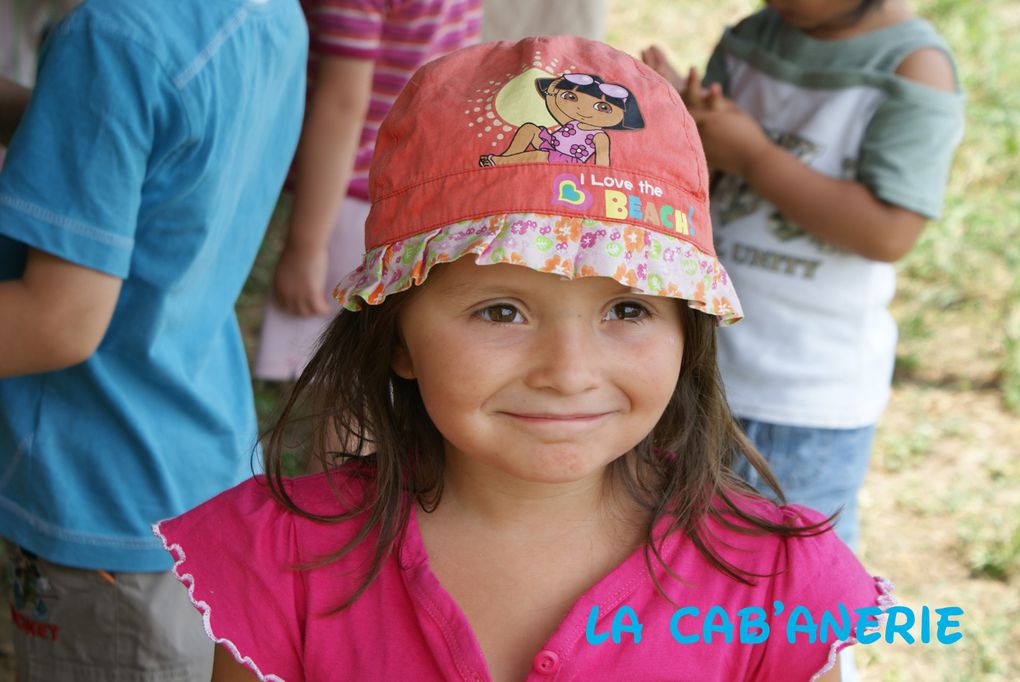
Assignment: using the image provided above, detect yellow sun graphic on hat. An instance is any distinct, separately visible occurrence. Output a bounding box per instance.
[494,68,559,128]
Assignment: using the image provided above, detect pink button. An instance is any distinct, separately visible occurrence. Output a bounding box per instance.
[533,650,560,674]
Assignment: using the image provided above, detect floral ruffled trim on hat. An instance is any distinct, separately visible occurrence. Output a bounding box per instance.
[333,213,742,325]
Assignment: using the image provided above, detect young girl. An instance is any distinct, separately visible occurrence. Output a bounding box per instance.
[642,0,964,552]
[254,0,482,380]
[156,37,892,682]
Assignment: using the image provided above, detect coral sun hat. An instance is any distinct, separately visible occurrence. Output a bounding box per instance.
[333,35,742,324]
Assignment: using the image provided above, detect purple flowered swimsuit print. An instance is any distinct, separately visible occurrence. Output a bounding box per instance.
[538,121,600,163]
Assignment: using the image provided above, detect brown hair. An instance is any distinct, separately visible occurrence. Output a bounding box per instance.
[263,287,833,609]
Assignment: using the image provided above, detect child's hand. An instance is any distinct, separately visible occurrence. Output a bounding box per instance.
[641,45,704,108]
[689,106,773,179]
[641,45,688,95]
[272,243,333,317]
[640,46,730,113]
[700,82,733,112]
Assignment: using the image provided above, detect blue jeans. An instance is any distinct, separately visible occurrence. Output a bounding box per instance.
[733,419,876,550]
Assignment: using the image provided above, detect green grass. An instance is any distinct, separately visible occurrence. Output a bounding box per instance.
[962,519,1020,582]
[896,0,1020,409]
[1003,285,1020,411]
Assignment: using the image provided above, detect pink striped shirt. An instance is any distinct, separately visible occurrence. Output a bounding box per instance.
[303,0,482,200]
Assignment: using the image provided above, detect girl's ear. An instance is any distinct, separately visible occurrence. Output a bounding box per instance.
[391,338,416,379]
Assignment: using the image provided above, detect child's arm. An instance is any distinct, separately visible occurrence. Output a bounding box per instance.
[695,107,926,262]
[272,55,373,316]
[690,52,957,263]
[0,76,32,146]
[211,644,259,681]
[0,248,121,376]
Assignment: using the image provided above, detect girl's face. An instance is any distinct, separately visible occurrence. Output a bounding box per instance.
[546,83,625,129]
[392,259,684,486]
[765,0,874,32]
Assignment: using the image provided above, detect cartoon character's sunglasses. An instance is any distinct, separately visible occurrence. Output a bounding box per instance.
[562,73,630,101]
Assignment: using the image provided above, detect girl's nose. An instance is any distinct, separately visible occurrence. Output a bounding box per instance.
[523,316,601,395]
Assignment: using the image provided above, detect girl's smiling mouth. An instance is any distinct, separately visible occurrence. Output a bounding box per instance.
[497,411,618,433]
[500,412,613,421]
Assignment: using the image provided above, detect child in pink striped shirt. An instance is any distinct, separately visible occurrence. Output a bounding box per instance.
[255,0,482,380]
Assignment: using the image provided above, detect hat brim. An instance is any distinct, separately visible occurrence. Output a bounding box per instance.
[333,213,742,326]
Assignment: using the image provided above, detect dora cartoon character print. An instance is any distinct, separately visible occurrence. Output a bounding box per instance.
[479,74,644,168]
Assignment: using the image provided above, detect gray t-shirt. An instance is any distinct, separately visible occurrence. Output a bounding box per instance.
[706,8,964,427]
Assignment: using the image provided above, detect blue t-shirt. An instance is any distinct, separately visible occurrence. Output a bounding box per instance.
[0,0,307,571]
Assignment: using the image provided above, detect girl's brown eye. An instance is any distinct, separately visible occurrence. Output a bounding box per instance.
[605,302,648,322]
[594,101,612,113]
[480,305,522,324]
[560,91,578,101]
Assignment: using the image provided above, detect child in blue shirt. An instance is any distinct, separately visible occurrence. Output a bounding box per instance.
[0,0,307,678]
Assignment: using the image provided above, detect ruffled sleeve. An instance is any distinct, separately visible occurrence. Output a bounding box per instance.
[751,505,895,681]
[153,477,306,682]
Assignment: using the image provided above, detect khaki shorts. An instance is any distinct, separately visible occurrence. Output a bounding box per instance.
[4,543,213,682]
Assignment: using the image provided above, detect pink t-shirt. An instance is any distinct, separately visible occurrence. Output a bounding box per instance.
[303,0,483,200]
[155,469,891,681]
